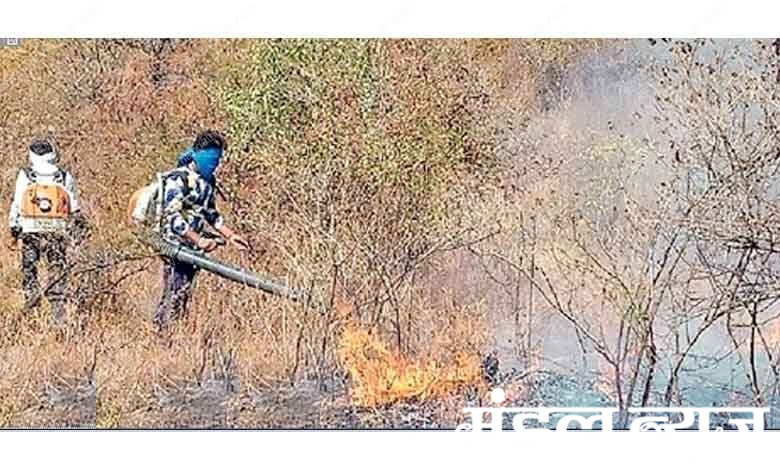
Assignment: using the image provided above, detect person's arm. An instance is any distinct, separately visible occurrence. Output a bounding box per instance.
[181,226,218,252]
[65,171,81,214]
[203,189,249,250]
[162,179,217,252]
[64,172,90,239]
[216,224,249,250]
[8,170,27,239]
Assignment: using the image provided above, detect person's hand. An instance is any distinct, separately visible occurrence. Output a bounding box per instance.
[70,214,91,242]
[196,237,218,252]
[8,227,21,250]
[229,234,250,251]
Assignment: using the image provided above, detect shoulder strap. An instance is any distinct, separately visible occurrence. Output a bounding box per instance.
[54,168,67,185]
[156,172,165,197]
[22,166,36,183]
[155,172,166,231]
[215,182,228,201]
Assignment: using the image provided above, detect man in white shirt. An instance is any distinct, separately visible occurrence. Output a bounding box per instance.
[8,137,86,324]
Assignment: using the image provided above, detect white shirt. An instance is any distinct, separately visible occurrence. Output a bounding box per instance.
[8,151,81,231]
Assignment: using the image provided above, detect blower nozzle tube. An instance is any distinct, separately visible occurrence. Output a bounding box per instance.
[152,236,308,303]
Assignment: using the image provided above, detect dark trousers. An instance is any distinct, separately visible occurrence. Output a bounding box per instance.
[21,233,68,323]
[153,257,198,330]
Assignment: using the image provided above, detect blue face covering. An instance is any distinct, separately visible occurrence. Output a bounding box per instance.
[188,147,223,182]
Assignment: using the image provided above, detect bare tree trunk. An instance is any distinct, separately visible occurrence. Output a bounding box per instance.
[640,325,657,407]
[527,217,536,359]
[749,301,761,404]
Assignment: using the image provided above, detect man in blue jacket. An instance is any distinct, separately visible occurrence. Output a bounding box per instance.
[153,130,248,332]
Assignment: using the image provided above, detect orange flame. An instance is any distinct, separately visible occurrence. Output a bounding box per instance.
[336,322,483,407]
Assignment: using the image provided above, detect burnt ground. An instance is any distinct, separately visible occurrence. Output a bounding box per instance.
[5,358,779,429]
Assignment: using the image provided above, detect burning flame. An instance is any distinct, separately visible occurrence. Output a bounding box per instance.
[336,322,483,407]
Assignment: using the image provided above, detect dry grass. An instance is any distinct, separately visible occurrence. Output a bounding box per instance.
[0,229,495,427]
[0,39,609,428]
